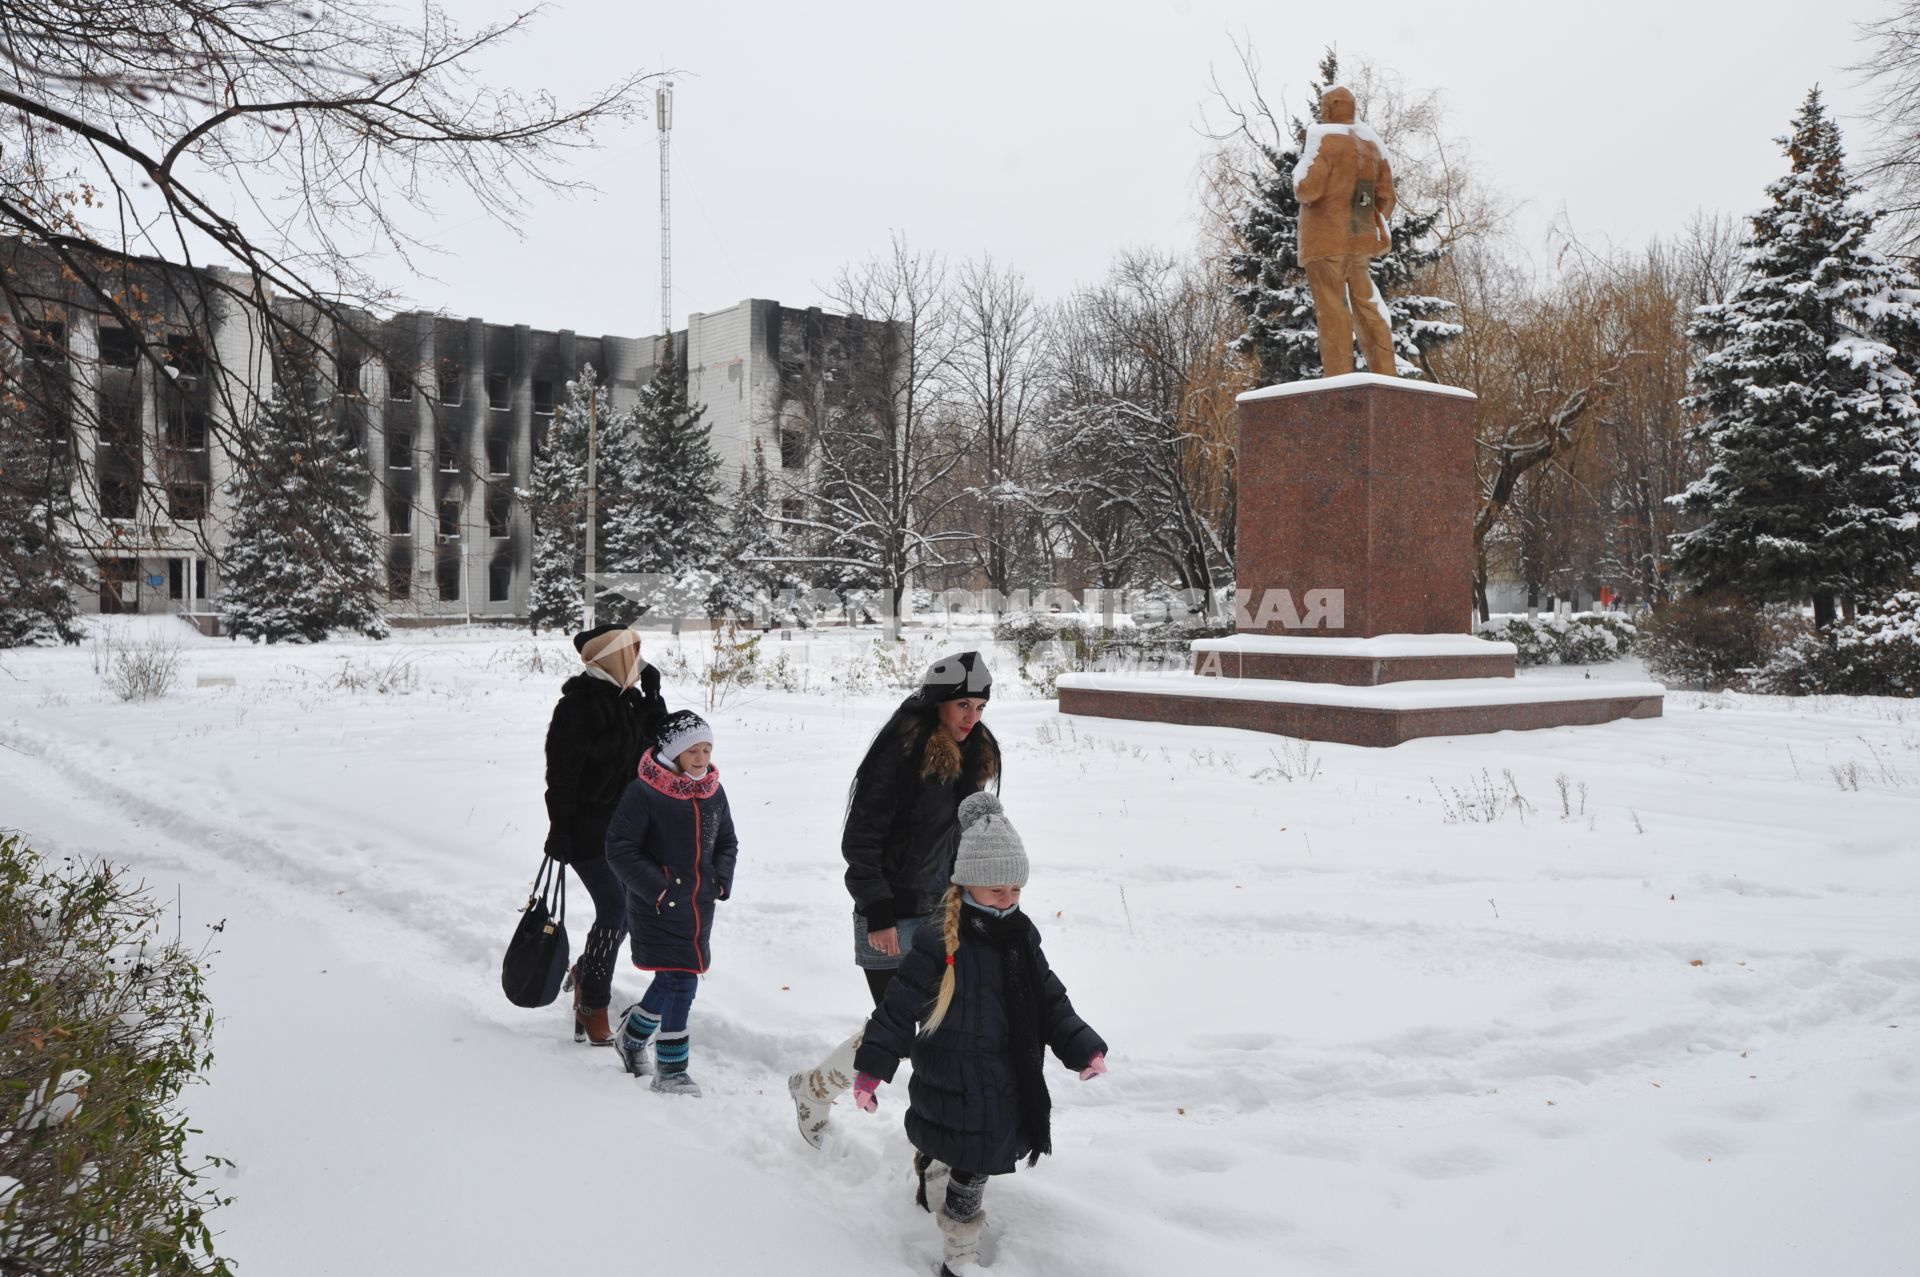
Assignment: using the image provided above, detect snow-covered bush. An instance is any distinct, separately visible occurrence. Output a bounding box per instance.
[993,611,1226,693]
[1474,613,1638,667]
[1753,592,1920,696]
[1637,592,1805,690]
[102,642,180,702]
[0,833,233,1275]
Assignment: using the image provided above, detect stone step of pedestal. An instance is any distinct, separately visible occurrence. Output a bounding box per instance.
[1191,633,1518,685]
[1056,671,1664,749]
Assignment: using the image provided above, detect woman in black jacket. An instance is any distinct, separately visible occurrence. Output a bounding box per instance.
[542,624,668,1045]
[786,650,998,1147]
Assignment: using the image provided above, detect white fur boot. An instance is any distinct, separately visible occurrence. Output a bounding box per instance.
[936,1206,986,1276]
[787,1031,862,1149]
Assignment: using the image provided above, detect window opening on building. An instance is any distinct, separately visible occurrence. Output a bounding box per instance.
[780,428,808,469]
[388,367,413,401]
[486,373,510,410]
[781,497,806,524]
[336,354,362,397]
[167,482,207,521]
[486,489,510,538]
[438,363,463,405]
[437,552,460,601]
[388,546,411,600]
[486,436,510,475]
[168,558,185,601]
[388,496,412,535]
[532,380,555,415]
[388,428,412,470]
[439,498,461,540]
[488,560,511,603]
[97,326,139,367]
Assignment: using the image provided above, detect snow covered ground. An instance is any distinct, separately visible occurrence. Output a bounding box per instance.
[1,619,1916,1276]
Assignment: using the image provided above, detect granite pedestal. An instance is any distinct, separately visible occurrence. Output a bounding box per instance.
[1056,374,1664,746]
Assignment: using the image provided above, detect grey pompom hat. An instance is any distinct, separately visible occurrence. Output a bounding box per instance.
[950,791,1028,888]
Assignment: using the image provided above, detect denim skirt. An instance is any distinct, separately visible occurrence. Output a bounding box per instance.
[853,910,930,970]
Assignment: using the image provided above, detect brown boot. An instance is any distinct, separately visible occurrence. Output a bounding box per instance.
[570,965,615,1046]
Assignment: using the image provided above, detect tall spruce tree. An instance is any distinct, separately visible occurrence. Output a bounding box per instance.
[223,369,386,642]
[0,342,82,646]
[526,364,643,630]
[1227,49,1460,384]
[707,439,797,621]
[608,344,721,579]
[1673,89,1920,630]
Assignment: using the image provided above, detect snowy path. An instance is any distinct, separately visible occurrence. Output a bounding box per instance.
[1,626,1916,1275]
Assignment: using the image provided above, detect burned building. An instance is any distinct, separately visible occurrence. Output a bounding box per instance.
[0,239,894,625]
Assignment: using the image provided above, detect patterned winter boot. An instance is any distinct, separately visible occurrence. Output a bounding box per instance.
[617,1004,659,1077]
[787,1031,862,1148]
[935,1206,987,1277]
[649,1031,701,1097]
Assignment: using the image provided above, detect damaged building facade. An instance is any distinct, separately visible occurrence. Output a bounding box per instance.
[1,239,890,625]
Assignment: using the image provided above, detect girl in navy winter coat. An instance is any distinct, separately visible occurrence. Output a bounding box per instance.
[850,793,1108,1277]
[604,710,739,1098]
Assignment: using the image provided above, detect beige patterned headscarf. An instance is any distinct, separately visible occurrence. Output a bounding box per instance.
[580,626,643,690]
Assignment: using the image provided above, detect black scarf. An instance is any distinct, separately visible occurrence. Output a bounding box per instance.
[961,904,1051,1166]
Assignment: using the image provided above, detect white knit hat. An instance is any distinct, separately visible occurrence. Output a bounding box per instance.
[655,710,714,765]
[950,792,1028,888]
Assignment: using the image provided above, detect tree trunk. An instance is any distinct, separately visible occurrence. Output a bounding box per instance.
[1813,592,1838,632]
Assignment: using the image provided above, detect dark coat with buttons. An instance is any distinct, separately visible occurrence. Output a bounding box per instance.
[541,667,667,864]
[855,905,1105,1175]
[604,750,738,973]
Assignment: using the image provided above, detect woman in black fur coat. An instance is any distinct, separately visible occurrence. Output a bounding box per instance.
[541,624,667,1045]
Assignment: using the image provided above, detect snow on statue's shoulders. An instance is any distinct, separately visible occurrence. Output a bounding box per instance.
[1292,121,1394,185]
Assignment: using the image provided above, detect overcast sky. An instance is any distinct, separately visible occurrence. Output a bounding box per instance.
[398,0,1893,336]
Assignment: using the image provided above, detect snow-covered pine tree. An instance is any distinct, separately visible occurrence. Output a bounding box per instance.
[222,368,386,643]
[1673,88,1920,631]
[1227,49,1460,384]
[0,338,83,646]
[706,438,796,622]
[525,364,642,631]
[606,342,722,592]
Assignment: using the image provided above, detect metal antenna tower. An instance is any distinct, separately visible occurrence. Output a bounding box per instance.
[657,81,674,338]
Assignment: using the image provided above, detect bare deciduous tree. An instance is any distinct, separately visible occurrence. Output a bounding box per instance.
[0,1,653,635]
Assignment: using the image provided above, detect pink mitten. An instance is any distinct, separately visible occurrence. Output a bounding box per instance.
[1078,1053,1108,1081]
[852,1071,882,1113]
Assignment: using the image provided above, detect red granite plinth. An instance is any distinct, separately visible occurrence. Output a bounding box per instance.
[1236,375,1477,637]
[1193,648,1515,686]
[1058,684,1663,748]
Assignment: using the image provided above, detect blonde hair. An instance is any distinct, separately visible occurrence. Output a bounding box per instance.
[918,886,966,1036]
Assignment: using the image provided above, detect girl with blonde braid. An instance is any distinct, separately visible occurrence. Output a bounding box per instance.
[848,793,1108,1277]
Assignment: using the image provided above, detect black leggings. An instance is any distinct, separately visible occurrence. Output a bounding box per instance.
[864,967,895,1007]
[569,855,627,1010]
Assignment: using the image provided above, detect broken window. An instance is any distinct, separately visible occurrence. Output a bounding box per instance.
[388,496,412,535]
[439,497,461,539]
[97,326,139,367]
[532,379,555,415]
[486,488,510,538]
[437,550,460,601]
[780,428,808,470]
[336,354,362,396]
[488,561,512,603]
[486,435,510,475]
[167,482,208,521]
[438,362,463,405]
[388,428,413,470]
[486,372,510,410]
[388,367,414,400]
[388,546,412,600]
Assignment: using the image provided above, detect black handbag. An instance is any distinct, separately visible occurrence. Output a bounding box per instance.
[501,855,570,1008]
